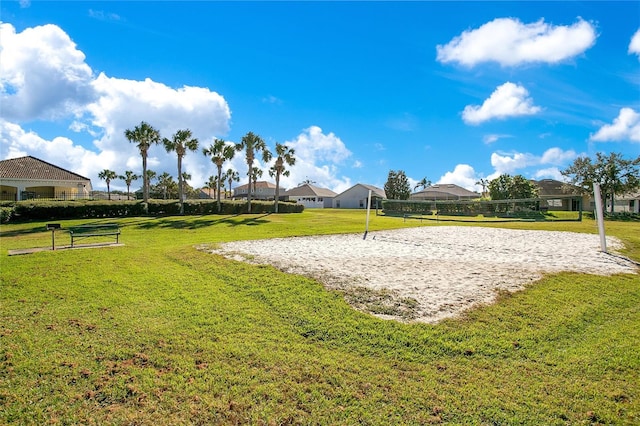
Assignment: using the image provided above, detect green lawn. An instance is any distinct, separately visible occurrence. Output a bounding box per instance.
[1,210,638,425]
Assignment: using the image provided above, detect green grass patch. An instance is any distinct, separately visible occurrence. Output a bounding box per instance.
[1,210,639,424]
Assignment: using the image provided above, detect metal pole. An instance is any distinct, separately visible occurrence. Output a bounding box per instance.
[364,190,372,239]
[51,229,55,251]
[593,183,607,253]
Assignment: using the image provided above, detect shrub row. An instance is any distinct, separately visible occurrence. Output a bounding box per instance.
[2,199,303,222]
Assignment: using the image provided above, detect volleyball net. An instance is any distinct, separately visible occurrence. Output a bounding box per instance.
[380,196,584,222]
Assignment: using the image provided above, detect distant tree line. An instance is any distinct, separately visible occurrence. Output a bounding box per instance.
[382,151,639,209]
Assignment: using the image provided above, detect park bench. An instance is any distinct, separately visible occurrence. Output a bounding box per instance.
[69,224,120,247]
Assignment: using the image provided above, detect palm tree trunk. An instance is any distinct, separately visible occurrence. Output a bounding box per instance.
[178,157,184,215]
[246,171,252,213]
[216,166,222,213]
[275,173,280,213]
[142,155,148,203]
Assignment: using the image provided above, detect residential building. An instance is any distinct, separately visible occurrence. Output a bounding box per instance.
[232,180,277,200]
[411,184,480,201]
[333,183,385,209]
[533,179,588,211]
[0,156,92,201]
[283,183,337,208]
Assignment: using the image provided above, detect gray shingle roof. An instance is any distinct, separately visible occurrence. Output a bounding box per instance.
[284,184,337,197]
[0,156,91,181]
[412,184,479,199]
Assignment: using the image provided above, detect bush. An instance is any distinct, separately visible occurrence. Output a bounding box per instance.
[0,206,14,223]
[2,199,303,222]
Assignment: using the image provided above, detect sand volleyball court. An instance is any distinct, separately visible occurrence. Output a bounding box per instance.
[208,227,638,323]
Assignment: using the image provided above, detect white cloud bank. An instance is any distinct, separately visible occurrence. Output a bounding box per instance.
[590,107,640,143]
[0,22,356,193]
[629,29,640,59]
[280,126,353,194]
[436,17,597,67]
[0,23,95,121]
[462,82,541,125]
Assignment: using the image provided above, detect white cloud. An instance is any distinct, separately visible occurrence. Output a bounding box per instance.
[534,167,565,181]
[483,134,511,144]
[0,22,356,194]
[279,126,353,193]
[590,107,640,143]
[436,17,596,67]
[491,147,577,175]
[436,164,480,192]
[540,147,578,164]
[19,0,31,8]
[0,23,95,121]
[462,82,541,125]
[629,29,640,59]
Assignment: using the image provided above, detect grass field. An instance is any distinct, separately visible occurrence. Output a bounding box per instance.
[1,209,639,425]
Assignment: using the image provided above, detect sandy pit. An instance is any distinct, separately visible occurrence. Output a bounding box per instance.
[207,226,638,323]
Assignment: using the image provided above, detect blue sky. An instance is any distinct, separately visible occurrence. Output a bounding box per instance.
[1,1,639,194]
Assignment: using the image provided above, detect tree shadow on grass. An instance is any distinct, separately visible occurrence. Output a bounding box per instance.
[132,214,272,230]
[1,214,272,237]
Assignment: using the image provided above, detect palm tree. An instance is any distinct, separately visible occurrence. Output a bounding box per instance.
[414,177,431,191]
[269,143,296,213]
[124,121,161,205]
[145,170,157,199]
[98,169,117,200]
[163,129,199,214]
[235,132,272,213]
[205,175,217,199]
[156,172,174,200]
[119,170,139,200]
[202,138,235,212]
[225,168,240,199]
[251,167,263,198]
[299,178,317,186]
[476,178,490,197]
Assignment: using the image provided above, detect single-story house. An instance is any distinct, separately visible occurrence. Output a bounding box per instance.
[610,191,640,213]
[533,179,589,211]
[232,180,277,200]
[0,156,92,201]
[283,183,337,208]
[411,184,480,201]
[333,183,386,209]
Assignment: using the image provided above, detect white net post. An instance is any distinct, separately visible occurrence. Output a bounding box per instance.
[593,183,607,253]
[364,189,372,239]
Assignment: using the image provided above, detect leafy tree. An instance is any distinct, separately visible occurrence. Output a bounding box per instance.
[225,168,240,199]
[235,132,272,213]
[98,169,117,200]
[119,170,139,200]
[384,170,411,200]
[488,174,538,200]
[124,122,161,204]
[561,152,640,213]
[202,138,236,212]
[163,129,199,214]
[269,143,296,213]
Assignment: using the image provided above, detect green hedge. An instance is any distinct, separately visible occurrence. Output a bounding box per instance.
[2,199,304,222]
